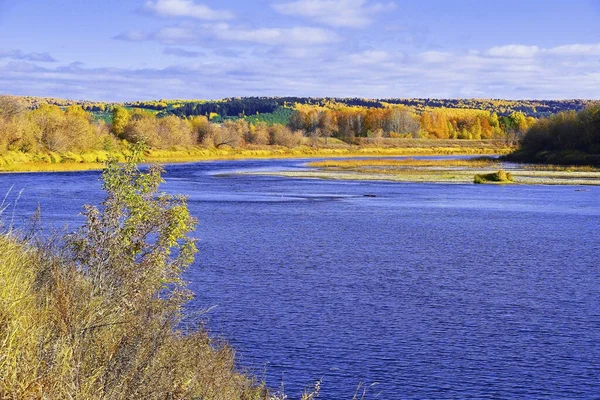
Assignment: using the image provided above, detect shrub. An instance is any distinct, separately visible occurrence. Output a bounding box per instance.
[214,121,244,148]
[474,169,514,184]
[0,151,268,399]
[269,125,302,148]
[246,122,270,145]
[156,115,195,148]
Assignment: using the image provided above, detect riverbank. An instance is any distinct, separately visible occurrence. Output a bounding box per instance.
[0,141,513,173]
[0,157,271,399]
[503,149,600,167]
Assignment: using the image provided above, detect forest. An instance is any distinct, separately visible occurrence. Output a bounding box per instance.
[0,95,536,154]
[0,94,598,167]
[125,97,594,119]
[507,104,600,165]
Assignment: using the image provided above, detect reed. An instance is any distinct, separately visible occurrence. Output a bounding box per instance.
[308,157,499,169]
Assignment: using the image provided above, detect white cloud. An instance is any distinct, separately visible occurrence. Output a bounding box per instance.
[115,26,198,43]
[419,51,452,64]
[2,49,600,101]
[6,40,600,101]
[486,45,540,58]
[163,47,205,58]
[347,50,390,64]
[116,24,340,46]
[545,43,600,56]
[272,0,395,28]
[213,25,340,45]
[114,30,148,41]
[154,26,198,41]
[144,0,234,20]
[485,43,600,59]
[0,49,56,62]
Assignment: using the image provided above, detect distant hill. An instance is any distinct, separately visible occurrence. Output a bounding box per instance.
[7,95,597,120]
[126,97,596,119]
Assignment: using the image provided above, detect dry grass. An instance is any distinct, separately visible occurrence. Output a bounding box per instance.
[0,155,272,399]
[0,235,269,400]
[0,143,513,173]
[308,157,499,169]
[523,164,600,172]
[250,155,600,185]
[0,162,106,172]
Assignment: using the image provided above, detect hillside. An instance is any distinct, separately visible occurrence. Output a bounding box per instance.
[9,95,596,120]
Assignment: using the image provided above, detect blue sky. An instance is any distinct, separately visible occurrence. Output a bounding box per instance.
[0,0,599,101]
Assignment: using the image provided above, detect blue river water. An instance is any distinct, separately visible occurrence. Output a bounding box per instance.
[1,158,600,399]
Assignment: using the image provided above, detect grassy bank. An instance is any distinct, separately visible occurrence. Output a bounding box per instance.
[0,156,272,399]
[503,149,600,167]
[248,157,600,185]
[0,234,270,399]
[308,157,499,169]
[0,141,513,173]
[474,170,514,184]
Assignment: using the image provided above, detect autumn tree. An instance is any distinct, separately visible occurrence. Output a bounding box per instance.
[122,114,159,146]
[156,115,195,148]
[112,106,131,138]
[0,96,26,152]
[505,111,529,144]
[386,108,420,138]
[318,110,336,144]
[246,122,270,145]
[214,121,243,148]
[188,115,213,146]
[269,124,301,147]
[30,104,68,152]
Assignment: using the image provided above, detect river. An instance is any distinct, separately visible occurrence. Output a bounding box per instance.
[1,157,600,399]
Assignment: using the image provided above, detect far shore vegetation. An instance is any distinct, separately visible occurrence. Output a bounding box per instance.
[504,104,600,166]
[0,95,547,172]
[0,95,598,174]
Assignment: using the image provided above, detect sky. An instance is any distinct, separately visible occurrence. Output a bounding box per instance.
[0,0,599,101]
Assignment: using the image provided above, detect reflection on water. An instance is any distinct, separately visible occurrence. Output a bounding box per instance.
[1,157,600,399]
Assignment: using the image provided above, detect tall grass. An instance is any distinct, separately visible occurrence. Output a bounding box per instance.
[0,235,273,399]
[0,143,512,173]
[308,157,498,169]
[0,154,271,399]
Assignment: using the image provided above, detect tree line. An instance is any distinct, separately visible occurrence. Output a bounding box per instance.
[0,94,543,158]
[128,97,592,119]
[507,104,600,165]
[0,97,116,154]
[288,104,534,144]
[0,97,306,155]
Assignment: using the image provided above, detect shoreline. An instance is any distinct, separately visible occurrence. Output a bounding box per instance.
[0,145,512,174]
[238,158,600,186]
[240,170,600,186]
[3,146,598,185]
